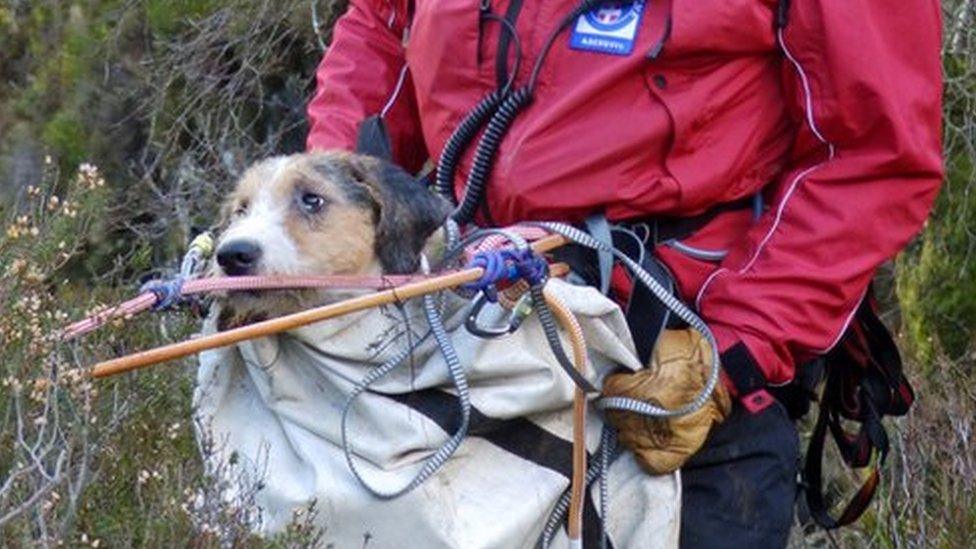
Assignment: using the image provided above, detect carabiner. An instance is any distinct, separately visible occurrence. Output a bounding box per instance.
[465,291,533,339]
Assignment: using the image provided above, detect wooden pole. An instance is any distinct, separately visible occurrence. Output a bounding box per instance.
[91,234,567,379]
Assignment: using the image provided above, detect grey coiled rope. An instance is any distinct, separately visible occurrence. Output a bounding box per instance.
[340,272,471,499]
[341,219,720,519]
[534,221,722,418]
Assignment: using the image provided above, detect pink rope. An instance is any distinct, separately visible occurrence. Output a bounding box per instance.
[60,273,438,341]
[61,225,554,342]
[465,226,550,261]
[62,293,159,341]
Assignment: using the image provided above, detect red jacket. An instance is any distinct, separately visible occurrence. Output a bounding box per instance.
[307,0,943,386]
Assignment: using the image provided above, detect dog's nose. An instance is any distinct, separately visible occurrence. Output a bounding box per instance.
[216,240,262,276]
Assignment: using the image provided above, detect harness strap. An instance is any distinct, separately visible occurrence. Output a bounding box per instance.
[621,196,755,244]
[802,292,914,530]
[554,198,754,366]
[720,343,776,414]
[619,246,673,365]
[584,213,614,295]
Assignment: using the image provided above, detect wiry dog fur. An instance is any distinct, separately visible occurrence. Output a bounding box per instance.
[213,151,451,327]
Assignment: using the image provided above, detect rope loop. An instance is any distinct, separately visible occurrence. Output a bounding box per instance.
[515,249,548,286]
[461,248,548,299]
[141,277,185,311]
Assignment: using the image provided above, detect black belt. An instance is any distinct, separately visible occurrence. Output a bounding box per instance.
[618,195,756,245]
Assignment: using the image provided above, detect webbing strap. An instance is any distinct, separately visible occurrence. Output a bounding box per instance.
[622,252,673,366]
[803,292,912,530]
[584,213,613,296]
[720,343,766,395]
[804,385,886,529]
[720,343,776,413]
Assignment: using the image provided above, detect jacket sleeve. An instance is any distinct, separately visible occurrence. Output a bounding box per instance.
[306,0,427,173]
[696,0,944,385]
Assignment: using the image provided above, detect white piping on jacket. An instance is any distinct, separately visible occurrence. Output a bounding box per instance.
[814,286,868,354]
[380,63,410,119]
[386,0,397,28]
[695,27,860,356]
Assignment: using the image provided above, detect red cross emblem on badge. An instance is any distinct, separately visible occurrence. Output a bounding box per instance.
[594,6,624,24]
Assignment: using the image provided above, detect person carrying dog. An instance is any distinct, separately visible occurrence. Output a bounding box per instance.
[305,0,944,546]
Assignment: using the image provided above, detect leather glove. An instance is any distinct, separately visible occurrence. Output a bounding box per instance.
[602,328,732,475]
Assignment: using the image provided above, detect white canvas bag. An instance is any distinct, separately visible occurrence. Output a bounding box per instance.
[194,279,680,548]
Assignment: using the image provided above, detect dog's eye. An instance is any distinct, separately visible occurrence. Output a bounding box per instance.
[300,192,326,214]
[234,203,248,217]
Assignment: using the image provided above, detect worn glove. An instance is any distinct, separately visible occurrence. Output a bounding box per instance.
[602,328,732,475]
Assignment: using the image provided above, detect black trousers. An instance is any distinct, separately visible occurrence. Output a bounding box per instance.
[679,401,800,548]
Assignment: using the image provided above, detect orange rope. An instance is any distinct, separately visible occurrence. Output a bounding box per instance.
[543,285,589,543]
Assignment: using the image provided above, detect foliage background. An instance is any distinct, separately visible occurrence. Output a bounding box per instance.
[0,0,972,546]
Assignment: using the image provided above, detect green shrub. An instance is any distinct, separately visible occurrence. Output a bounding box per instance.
[896,26,976,365]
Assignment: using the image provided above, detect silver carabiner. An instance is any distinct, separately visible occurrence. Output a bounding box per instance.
[465,291,533,339]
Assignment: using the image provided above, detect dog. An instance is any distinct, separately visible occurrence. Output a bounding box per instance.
[212,151,451,326]
[197,155,682,546]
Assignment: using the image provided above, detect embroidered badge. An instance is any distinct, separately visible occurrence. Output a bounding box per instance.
[569,1,646,56]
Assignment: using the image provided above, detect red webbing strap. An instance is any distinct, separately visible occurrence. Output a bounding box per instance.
[804,289,912,530]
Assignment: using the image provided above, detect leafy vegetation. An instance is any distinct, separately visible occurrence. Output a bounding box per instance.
[0,0,973,547]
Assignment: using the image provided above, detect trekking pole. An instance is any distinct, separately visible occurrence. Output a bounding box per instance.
[89,234,568,379]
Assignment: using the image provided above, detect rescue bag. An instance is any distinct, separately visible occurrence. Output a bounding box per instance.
[193,279,681,547]
[803,289,915,529]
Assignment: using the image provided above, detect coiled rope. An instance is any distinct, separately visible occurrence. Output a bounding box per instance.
[340,257,473,498]
[535,221,722,419]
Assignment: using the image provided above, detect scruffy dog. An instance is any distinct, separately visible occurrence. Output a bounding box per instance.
[213,151,450,326]
[197,155,680,547]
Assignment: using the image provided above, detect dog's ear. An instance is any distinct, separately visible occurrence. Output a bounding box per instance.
[355,116,393,161]
[344,156,450,274]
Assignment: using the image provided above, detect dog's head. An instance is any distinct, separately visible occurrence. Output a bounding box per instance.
[213,151,450,319]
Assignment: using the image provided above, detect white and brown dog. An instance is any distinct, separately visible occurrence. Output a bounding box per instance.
[213,151,450,326]
[197,155,679,547]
